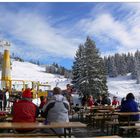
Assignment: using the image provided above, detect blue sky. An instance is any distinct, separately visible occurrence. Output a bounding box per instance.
[0,2,140,69]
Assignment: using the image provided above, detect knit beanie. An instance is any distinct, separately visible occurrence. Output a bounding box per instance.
[22,88,32,98]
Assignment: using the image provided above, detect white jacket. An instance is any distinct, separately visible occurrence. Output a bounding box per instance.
[42,94,70,122]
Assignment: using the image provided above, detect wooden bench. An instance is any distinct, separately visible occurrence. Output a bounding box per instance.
[0,122,86,138]
[92,116,104,129]
[5,117,45,122]
[106,121,119,135]
[106,121,140,135]
[0,133,68,138]
[116,122,140,137]
[92,114,112,131]
[95,135,121,138]
[119,125,140,137]
[120,125,140,129]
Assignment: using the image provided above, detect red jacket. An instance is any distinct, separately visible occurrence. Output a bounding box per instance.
[12,99,37,122]
[112,100,119,106]
[88,98,94,107]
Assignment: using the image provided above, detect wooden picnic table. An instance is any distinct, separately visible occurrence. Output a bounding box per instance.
[111,112,140,127]
[0,122,86,129]
[114,112,140,116]
[96,109,114,133]
[105,112,140,135]
[113,112,140,126]
[0,122,86,137]
[113,112,140,136]
[114,112,140,124]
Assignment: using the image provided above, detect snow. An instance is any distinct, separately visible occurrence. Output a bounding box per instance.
[0,60,71,90]
[107,73,140,102]
[1,60,140,105]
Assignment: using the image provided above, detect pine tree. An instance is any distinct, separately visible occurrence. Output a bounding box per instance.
[126,52,134,73]
[84,37,108,97]
[103,56,108,75]
[119,53,127,75]
[107,56,118,77]
[72,44,85,94]
[134,50,140,84]
[114,53,120,75]
[72,37,108,98]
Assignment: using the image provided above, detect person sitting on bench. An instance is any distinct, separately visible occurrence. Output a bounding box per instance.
[120,93,139,121]
[41,87,70,134]
[12,88,39,133]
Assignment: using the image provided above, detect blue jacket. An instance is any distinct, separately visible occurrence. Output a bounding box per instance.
[120,99,139,121]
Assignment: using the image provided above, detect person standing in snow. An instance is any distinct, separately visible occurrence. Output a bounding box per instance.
[41,87,70,134]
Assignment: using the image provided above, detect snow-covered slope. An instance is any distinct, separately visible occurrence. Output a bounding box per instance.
[1,60,140,101]
[107,74,140,101]
[0,60,71,90]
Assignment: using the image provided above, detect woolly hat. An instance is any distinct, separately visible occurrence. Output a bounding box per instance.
[22,88,32,98]
[113,96,117,98]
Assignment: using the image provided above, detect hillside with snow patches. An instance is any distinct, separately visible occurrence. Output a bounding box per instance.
[1,60,140,103]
